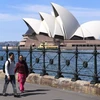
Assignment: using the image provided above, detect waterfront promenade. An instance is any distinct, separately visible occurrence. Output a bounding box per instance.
[0,79,99,100]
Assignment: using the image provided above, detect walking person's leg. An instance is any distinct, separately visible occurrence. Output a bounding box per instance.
[2,75,9,96]
[18,73,26,92]
[10,75,18,96]
[22,76,27,92]
[19,81,24,92]
[21,75,27,92]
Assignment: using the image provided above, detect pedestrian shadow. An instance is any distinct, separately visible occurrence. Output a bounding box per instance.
[24,89,50,93]
[0,89,50,97]
[0,93,21,98]
[53,99,63,100]
[21,92,46,97]
[0,93,3,96]
[20,89,50,97]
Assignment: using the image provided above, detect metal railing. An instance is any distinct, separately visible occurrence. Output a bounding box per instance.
[0,45,100,84]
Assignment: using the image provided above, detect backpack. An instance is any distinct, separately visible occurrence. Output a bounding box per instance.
[3,60,10,73]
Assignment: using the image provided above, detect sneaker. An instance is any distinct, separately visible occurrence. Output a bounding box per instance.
[14,94,20,97]
[2,93,7,96]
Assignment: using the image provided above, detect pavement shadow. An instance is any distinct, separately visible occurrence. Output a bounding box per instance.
[0,89,50,97]
[20,89,50,97]
[21,92,46,97]
[24,89,50,93]
[53,99,64,100]
[0,93,21,98]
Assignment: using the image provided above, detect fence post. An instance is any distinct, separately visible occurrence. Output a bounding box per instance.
[17,46,20,61]
[40,42,48,76]
[90,45,98,84]
[29,45,33,73]
[71,46,80,81]
[55,42,63,79]
[6,45,9,60]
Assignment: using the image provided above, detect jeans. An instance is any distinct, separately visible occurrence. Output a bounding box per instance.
[2,75,17,95]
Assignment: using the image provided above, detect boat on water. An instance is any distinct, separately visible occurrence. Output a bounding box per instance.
[37,42,58,50]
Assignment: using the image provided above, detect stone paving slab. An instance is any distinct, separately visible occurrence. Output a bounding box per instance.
[0,79,99,100]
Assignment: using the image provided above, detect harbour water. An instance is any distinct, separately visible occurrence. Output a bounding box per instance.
[0,45,100,82]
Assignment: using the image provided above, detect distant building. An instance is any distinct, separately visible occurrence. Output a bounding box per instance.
[19,3,100,48]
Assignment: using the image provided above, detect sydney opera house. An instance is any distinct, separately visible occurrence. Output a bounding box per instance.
[19,3,100,49]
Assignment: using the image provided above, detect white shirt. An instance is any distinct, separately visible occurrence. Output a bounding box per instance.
[5,58,15,76]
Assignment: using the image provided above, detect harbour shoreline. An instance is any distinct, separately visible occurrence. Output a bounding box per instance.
[2,46,100,50]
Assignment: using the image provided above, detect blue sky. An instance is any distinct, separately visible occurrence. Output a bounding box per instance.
[0,0,100,42]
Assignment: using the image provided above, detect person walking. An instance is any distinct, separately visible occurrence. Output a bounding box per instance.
[2,52,19,97]
[15,55,29,93]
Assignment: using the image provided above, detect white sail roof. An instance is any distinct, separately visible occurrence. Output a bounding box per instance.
[72,21,100,39]
[39,21,48,35]
[23,3,100,40]
[51,3,80,39]
[53,18,64,38]
[39,12,55,37]
[23,18,41,34]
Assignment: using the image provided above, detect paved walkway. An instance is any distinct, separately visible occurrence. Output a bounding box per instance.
[0,79,99,100]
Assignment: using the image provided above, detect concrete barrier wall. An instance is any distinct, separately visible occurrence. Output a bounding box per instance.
[26,73,100,96]
[0,70,100,96]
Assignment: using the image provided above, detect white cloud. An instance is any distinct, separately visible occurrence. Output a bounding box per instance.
[66,6,100,17]
[0,13,40,21]
[0,13,19,21]
[11,4,52,13]
[0,4,52,21]
[1,4,100,23]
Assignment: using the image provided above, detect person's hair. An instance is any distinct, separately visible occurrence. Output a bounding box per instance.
[19,55,23,58]
[9,52,14,57]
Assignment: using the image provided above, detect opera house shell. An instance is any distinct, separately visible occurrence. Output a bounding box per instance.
[19,3,100,48]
